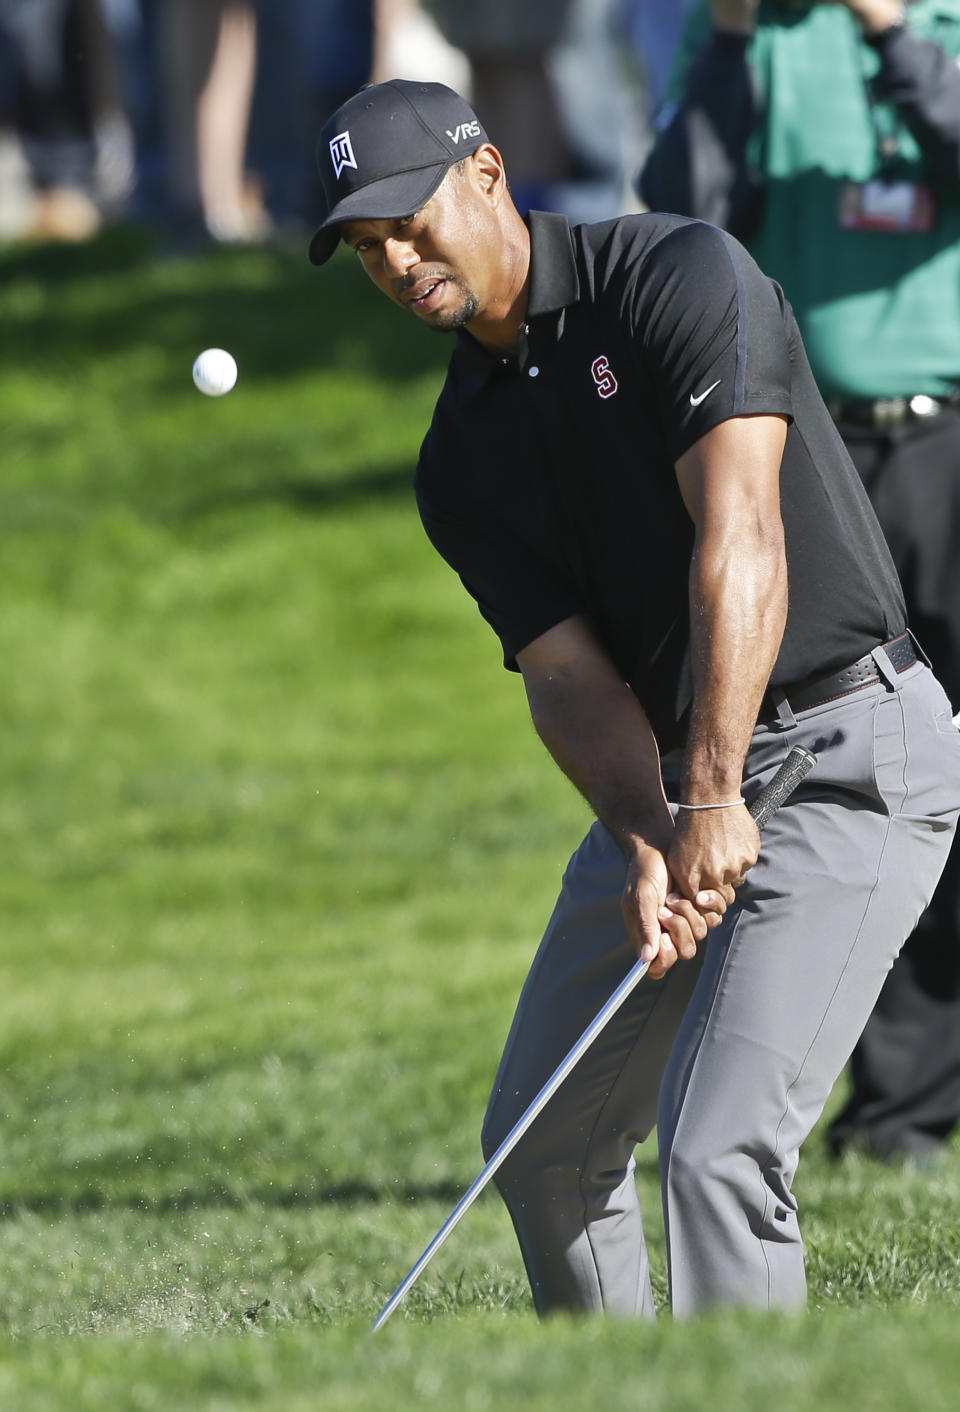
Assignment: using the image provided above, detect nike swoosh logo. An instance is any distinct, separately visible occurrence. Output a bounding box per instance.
[690,378,721,407]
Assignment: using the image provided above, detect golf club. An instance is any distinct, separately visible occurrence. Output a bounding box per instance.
[372,743,817,1332]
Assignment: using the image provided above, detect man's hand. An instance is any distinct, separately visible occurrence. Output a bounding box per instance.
[711,2,907,40]
[622,842,731,980]
[667,803,760,911]
[829,1,906,38]
[710,0,760,35]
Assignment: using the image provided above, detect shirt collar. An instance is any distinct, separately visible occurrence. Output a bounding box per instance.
[452,210,580,377]
[526,209,580,317]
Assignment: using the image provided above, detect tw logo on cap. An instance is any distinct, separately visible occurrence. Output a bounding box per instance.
[330,131,357,181]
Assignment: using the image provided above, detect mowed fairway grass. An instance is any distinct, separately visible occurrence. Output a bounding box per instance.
[1,229,959,1411]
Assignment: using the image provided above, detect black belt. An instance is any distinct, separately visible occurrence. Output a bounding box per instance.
[759,633,918,723]
[827,391,960,428]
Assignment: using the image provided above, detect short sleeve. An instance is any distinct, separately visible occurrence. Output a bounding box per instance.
[633,221,794,460]
[416,478,584,671]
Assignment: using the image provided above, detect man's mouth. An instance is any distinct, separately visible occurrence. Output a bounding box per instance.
[403,277,447,313]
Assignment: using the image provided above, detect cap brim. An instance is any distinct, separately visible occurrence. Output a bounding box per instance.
[307,160,451,266]
[308,226,340,266]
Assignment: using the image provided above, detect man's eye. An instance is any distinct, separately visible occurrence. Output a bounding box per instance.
[397,212,419,229]
[354,238,375,254]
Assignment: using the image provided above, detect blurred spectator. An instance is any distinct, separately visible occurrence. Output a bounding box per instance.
[245,0,375,234]
[640,0,960,1165]
[623,0,697,113]
[0,0,124,241]
[371,0,470,90]
[158,0,266,244]
[1,0,657,244]
[246,0,466,236]
[430,0,631,221]
[548,0,638,222]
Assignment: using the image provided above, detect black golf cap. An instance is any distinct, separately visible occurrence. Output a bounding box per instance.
[308,80,488,266]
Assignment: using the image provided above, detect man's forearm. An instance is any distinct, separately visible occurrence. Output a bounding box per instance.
[525,664,674,858]
[682,525,788,803]
[517,618,729,975]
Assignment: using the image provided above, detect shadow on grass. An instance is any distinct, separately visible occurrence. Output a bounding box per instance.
[0,1178,471,1221]
[0,224,159,282]
[0,1153,662,1220]
[163,462,416,523]
[0,225,452,388]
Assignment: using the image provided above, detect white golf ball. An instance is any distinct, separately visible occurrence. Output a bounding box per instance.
[192,347,238,397]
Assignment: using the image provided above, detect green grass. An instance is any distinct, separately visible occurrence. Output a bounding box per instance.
[1,226,959,1408]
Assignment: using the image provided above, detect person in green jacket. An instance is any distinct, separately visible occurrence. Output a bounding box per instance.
[640,0,960,1164]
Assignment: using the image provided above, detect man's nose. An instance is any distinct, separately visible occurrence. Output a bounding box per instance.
[382,236,417,277]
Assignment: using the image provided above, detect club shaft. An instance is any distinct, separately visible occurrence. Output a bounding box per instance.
[371,954,651,1332]
[372,744,816,1332]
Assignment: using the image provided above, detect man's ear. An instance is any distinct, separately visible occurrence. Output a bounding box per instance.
[470,144,508,205]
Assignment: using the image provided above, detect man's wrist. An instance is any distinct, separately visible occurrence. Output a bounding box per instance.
[677,798,745,812]
[681,757,746,810]
[614,818,675,862]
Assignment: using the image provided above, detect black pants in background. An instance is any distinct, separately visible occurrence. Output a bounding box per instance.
[0,0,97,191]
[829,409,960,1159]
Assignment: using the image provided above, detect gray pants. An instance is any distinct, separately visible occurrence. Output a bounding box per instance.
[481,659,960,1318]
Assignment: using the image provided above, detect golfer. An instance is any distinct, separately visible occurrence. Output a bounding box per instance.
[310,80,960,1317]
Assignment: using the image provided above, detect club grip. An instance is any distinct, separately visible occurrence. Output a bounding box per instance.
[748,745,817,830]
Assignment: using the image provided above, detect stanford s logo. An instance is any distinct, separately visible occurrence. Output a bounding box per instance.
[591,356,618,400]
[330,130,357,180]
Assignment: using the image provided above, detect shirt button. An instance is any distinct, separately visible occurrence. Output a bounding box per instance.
[528,366,540,378]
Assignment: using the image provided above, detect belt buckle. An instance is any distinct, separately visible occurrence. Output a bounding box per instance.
[874,397,906,427]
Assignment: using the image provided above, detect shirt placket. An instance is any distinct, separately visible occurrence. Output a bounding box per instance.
[517,320,543,383]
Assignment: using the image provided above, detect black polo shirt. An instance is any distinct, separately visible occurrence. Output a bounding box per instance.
[415,210,906,750]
